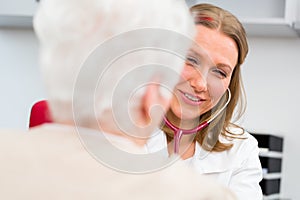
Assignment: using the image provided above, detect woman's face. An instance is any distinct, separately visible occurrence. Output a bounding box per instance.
[170,25,238,122]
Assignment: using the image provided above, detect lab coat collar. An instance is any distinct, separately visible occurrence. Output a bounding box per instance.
[146,130,233,174]
[191,141,233,174]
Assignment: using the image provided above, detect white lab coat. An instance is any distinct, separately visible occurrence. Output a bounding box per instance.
[146,128,263,200]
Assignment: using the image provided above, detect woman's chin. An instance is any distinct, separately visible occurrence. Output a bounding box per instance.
[174,112,200,122]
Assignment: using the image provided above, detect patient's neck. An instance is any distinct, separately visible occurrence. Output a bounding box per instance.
[96,110,149,147]
[99,123,148,147]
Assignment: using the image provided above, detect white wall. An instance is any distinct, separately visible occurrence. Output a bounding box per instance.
[0,28,45,129]
[241,36,300,200]
[1,28,300,199]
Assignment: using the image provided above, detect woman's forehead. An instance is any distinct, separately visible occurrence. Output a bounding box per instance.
[193,25,238,70]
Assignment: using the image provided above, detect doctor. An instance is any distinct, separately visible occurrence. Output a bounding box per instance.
[146,3,263,200]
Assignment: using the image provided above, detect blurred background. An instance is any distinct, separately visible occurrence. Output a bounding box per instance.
[0,0,299,199]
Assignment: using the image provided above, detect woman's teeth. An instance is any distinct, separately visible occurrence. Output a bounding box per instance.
[184,93,200,102]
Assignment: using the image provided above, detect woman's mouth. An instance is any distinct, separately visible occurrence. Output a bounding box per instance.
[184,93,200,102]
[179,90,204,106]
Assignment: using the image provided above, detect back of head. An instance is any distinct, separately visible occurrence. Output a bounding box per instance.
[34,0,195,132]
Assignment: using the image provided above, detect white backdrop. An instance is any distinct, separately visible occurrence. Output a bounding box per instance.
[0,28,45,129]
[242,37,300,200]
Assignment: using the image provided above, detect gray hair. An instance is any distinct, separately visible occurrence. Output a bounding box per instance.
[33,0,195,130]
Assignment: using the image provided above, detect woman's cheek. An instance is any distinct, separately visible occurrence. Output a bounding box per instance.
[180,65,194,80]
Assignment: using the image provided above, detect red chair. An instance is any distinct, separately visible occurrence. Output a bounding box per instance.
[29,100,52,128]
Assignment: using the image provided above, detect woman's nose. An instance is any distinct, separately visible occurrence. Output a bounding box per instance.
[189,69,208,92]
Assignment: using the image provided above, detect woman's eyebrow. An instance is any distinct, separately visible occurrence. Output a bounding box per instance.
[187,48,206,60]
[188,47,218,67]
[216,63,233,73]
[188,49,234,73]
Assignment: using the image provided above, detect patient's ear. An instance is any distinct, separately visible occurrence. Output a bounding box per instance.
[141,78,170,128]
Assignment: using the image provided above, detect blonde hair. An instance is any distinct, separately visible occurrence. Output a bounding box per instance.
[33,0,195,128]
[163,3,248,152]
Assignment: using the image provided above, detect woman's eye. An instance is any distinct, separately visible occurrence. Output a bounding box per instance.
[212,68,227,78]
[186,57,199,67]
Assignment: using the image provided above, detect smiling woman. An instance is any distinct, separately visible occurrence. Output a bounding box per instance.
[146,3,263,200]
[171,27,238,123]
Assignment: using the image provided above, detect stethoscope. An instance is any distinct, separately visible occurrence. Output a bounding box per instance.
[163,89,231,154]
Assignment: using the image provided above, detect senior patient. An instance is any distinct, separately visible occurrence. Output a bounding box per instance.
[0,0,236,199]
